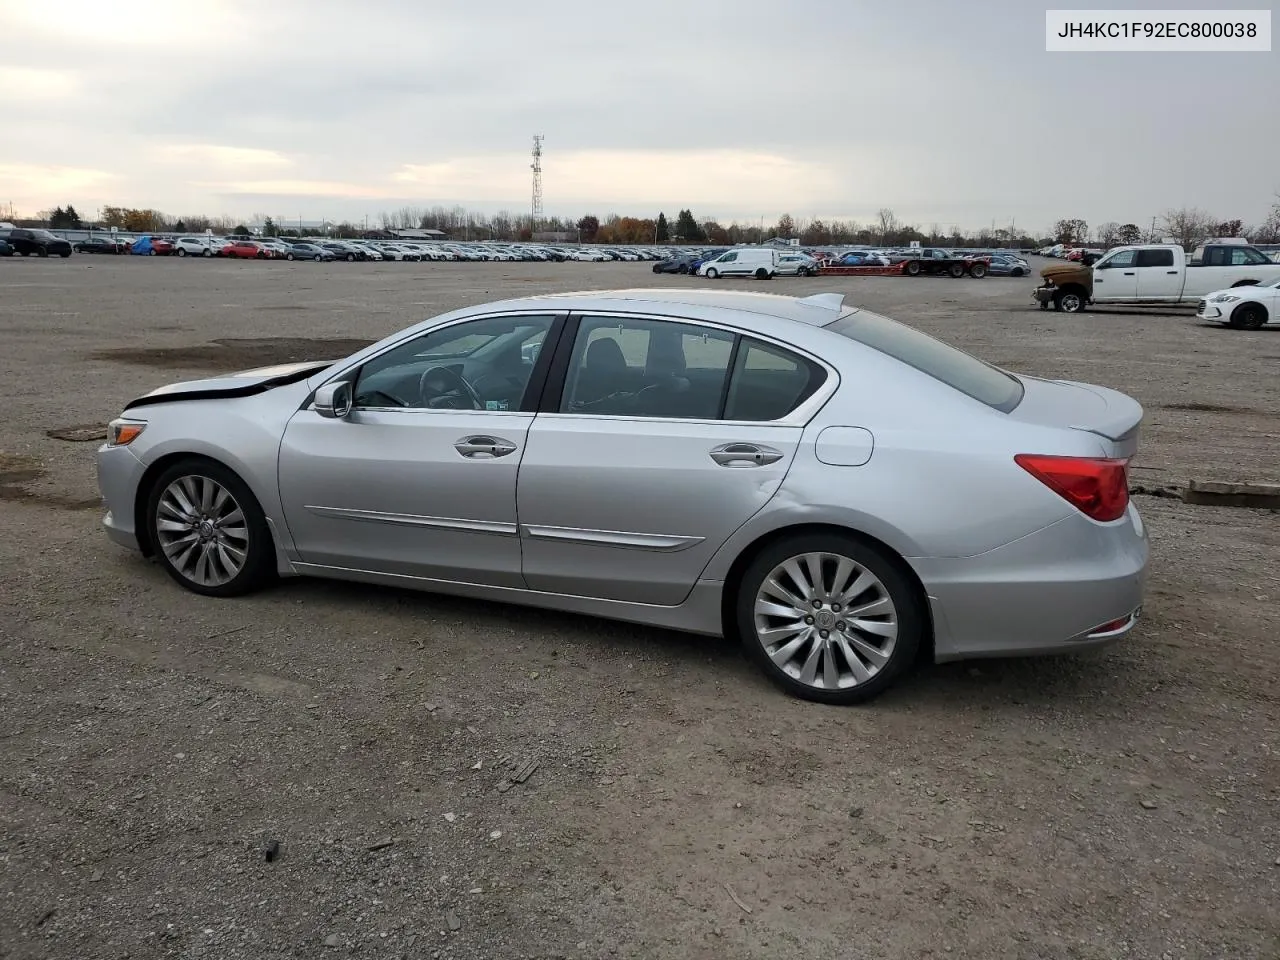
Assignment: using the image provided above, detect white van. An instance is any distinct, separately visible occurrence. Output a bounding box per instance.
[698,247,777,279]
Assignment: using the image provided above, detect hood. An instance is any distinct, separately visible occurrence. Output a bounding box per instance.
[1040,261,1091,281]
[123,360,334,411]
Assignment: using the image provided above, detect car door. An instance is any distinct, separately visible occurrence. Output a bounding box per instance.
[1091,248,1139,300]
[277,312,562,587]
[1134,247,1181,300]
[517,313,830,605]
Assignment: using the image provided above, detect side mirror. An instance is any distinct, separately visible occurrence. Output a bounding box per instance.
[314,380,353,419]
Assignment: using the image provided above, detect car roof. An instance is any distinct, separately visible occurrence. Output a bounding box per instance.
[449,288,855,328]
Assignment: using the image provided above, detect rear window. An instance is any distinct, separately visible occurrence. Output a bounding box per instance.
[826,310,1024,412]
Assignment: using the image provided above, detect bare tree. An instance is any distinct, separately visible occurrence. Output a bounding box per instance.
[876,208,898,243]
[1095,222,1121,246]
[1160,207,1215,249]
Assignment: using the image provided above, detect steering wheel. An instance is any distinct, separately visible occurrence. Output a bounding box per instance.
[418,365,483,410]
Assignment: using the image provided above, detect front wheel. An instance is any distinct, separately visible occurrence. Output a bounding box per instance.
[202,248,212,257]
[1054,289,1086,313]
[38,248,49,258]
[755,267,769,279]
[1231,303,1267,331]
[314,254,323,262]
[905,260,921,276]
[736,533,923,705]
[286,253,295,261]
[652,264,662,273]
[797,266,810,277]
[177,248,187,257]
[1010,267,1024,277]
[145,458,276,598]
[346,253,355,262]
[706,267,719,279]
[678,264,690,274]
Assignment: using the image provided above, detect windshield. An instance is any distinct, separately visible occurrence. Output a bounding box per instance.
[826,310,1024,412]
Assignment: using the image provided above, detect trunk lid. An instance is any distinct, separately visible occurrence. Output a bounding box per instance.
[1006,375,1143,457]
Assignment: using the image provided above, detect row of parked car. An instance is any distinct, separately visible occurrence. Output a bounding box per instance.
[652,246,1034,278]
[1,229,684,263]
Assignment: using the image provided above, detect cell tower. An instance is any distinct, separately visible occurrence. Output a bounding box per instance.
[530,135,544,228]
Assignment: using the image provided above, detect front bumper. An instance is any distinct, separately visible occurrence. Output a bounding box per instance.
[97,443,148,553]
[1196,300,1225,322]
[1033,284,1055,304]
[916,502,1149,662]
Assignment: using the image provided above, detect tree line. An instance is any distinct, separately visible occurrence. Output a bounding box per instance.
[24,197,1280,249]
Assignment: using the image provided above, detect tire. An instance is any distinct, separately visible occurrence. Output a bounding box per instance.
[652,264,662,273]
[735,532,924,705]
[1054,289,1086,313]
[678,264,690,274]
[203,249,212,257]
[256,252,266,259]
[1010,267,1024,277]
[314,254,322,262]
[148,250,156,256]
[38,247,49,258]
[755,267,769,279]
[797,267,810,277]
[60,252,71,258]
[286,253,295,261]
[346,253,355,262]
[1231,302,1267,331]
[145,457,276,598]
[706,267,719,279]
[1038,300,1049,310]
[948,263,965,278]
[177,248,187,257]
[968,262,987,278]
[905,260,921,276]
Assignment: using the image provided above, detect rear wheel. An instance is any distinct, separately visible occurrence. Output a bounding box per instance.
[678,264,690,274]
[38,247,49,258]
[202,249,212,257]
[755,267,769,279]
[1010,267,1024,277]
[145,458,276,598]
[1231,302,1267,330]
[314,254,323,262]
[177,248,187,257]
[736,533,923,705]
[906,260,921,276]
[948,263,965,278]
[346,253,355,262]
[286,253,295,261]
[968,262,987,278]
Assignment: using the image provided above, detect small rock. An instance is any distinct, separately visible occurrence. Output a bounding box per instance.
[89,868,103,882]
[734,802,742,809]
[264,840,280,862]
[323,933,341,948]
[531,671,540,679]
[443,813,457,823]
[445,910,461,932]
[849,806,864,819]
[472,760,482,770]
[577,942,588,951]
[489,830,503,840]
[423,702,439,712]
[469,887,482,894]
[1139,799,1158,810]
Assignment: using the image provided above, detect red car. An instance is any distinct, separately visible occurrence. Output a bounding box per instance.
[221,240,267,259]
[150,238,174,256]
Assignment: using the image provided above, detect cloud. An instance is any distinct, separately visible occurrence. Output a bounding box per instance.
[194,179,395,199]
[155,145,295,170]
[0,67,80,100]
[0,164,118,208]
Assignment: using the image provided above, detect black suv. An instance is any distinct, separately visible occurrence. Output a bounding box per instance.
[2,229,74,258]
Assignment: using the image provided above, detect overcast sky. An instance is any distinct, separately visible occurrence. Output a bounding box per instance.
[1,0,1275,233]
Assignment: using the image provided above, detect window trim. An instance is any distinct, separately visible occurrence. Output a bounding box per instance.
[535,310,838,427]
[309,310,569,415]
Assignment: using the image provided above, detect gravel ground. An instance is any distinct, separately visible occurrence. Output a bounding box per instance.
[1,256,1277,960]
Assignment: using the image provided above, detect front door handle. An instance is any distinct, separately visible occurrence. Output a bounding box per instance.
[1122,271,1135,276]
[709,442,784,467]
[1166,270,1178,274]
[455,435,517,459]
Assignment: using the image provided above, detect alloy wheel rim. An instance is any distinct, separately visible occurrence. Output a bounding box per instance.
[753,552,898,690]
[156,475,249,587]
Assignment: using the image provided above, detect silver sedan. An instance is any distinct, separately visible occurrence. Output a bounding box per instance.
[97,289,1149,703]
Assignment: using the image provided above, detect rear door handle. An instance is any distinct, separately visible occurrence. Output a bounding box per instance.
[1122,271,1135,276]
[455,435,517,459]
[709,442,784,467]
[1166,271,1178,274]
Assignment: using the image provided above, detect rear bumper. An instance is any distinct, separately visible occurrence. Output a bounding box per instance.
[915,503,1149,662]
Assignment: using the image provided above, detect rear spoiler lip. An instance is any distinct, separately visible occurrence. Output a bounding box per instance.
[1060,379,1144,443]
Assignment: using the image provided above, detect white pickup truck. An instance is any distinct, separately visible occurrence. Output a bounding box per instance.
[1034,240,1280,312]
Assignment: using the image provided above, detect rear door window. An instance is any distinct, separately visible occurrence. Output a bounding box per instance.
[827,310,1023,412]
[1135,249,1174,268]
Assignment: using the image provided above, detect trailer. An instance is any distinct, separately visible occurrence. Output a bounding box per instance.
[892,248,989,278]
[817,263,907,277]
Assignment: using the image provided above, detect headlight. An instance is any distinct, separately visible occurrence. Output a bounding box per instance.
[1210,294,1240,303]
[107,419,146,446]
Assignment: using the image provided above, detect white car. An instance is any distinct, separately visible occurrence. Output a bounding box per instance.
[173,237,216,258]
[775,253,820,277]
[698,247,778,279]
[1195,277,1280,330]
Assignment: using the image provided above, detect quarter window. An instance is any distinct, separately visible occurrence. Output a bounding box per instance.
[352,314,554,412]
[724,340,826,421]
[1231,247,1268,265]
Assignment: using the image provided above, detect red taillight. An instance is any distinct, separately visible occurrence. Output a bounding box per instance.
[1015,454,1130,522]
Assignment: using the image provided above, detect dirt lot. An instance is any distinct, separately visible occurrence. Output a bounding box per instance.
[1,256,1277,960]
